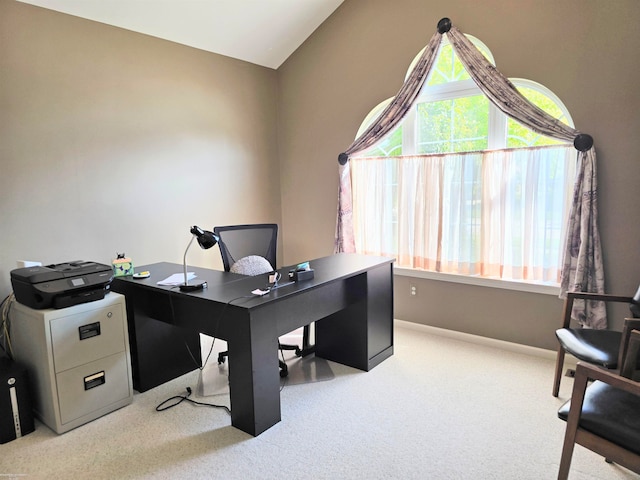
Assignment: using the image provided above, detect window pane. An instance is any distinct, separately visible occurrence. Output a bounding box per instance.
[427,42,493,86]
[362,126,403,157]
[355,97,403,158]
[417,95,489,153]
[507,86,571,148]
[428,44,468,85]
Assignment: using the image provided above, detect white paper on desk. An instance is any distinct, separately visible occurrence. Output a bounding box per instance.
[157,272,195,286]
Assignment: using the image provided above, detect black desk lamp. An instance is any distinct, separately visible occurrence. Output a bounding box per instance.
[180,226,218,292]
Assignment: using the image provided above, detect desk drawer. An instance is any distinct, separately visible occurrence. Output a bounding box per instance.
[50,304,126,372]
[56,352,131,425]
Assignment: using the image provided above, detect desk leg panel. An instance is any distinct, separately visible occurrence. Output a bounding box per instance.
[366,262,394,366]
[227,313,281,436]
[315,263,394,371]
[131,313,201,392]
[114,283,202,392]
[315,301,369,370]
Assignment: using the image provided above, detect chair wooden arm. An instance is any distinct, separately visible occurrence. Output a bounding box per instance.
[566,292,633,303]
[559,333,640,479]
[575,361,640,391]
[620,328,640,378]
[564,353,640,437]
[558,326,640,480]
[570,330,640,402]
[563,353,640,446]
[560,292,635,329]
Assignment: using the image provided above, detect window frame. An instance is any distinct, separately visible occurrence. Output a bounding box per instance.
[353,36,575,295]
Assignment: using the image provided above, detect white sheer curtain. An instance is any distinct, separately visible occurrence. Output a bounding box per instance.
[351,145,575,283]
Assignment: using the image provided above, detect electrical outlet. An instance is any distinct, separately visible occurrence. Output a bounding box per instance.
[410,285,417,296]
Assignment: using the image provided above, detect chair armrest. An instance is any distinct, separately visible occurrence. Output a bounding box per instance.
[560,292,634,329]
[574,360,640,397]
[559,354,640,480]
[563,359,640,442]
[566,292,633,303]
[620,328,640,378]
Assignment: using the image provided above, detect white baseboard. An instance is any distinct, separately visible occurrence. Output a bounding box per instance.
[394,319,577,366]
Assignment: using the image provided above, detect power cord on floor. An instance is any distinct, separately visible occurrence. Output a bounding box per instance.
[159,294,258,415]
[160,291,293,411]
[155,387,231,415]
[175,294,255,371]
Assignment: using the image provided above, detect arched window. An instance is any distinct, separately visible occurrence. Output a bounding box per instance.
[351,35,576,289]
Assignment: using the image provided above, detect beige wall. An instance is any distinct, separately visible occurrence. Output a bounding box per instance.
[277,0,640,349]
[0,1,281,297]
[3,0,639,352]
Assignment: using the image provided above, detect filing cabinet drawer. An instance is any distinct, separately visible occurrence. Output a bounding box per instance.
[50,304,126,372]
[56,352,131,425]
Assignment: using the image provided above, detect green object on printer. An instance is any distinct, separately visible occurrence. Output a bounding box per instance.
[112,253,134,277]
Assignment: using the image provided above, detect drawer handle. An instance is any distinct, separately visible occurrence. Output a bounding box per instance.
[84,371,105,390]
[78,322,101,340]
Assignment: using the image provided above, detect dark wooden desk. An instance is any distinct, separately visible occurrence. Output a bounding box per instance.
[112,253,394,436]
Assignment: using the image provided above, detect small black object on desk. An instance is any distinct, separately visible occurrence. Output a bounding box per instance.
[289,268,314,282]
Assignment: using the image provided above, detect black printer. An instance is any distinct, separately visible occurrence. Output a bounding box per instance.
[10,261,113,309]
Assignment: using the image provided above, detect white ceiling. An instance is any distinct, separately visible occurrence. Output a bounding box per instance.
[17,0,344,69]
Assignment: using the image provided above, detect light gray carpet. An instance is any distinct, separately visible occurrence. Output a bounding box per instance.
[1,323,638,480]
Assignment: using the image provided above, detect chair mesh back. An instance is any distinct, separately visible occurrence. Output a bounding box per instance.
[213,224,277,272]
[630,284,640,318]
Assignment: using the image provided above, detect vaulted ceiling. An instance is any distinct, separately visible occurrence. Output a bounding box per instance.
[17,0,345,69]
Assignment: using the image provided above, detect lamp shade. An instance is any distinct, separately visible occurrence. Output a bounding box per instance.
[190,226,218,250]
[181,226,219,292]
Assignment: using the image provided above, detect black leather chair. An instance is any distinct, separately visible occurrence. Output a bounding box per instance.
[552,285,640,397]
[557,329,640,478]
[213,224,312,378]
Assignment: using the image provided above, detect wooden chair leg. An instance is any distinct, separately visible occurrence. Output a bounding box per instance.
[557,438,575,480]
[557,365,590,479]
[553,347,566,397]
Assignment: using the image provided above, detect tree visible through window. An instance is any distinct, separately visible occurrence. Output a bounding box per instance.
[352,36,575,285]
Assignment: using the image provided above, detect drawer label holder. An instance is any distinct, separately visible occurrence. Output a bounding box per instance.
[84,371,106,390]
[78,322,101,340]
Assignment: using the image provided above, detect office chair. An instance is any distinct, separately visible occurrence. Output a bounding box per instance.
[552,285,640,397]
[213,224,312,378]
[557,329,640,479]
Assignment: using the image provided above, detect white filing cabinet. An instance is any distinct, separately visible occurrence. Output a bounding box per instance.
[9,292,133,434]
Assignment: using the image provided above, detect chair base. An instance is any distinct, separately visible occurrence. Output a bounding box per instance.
[278,360,288,378]
[295,324,315,357]
[218,351,290,377]
[218,324,314,378]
